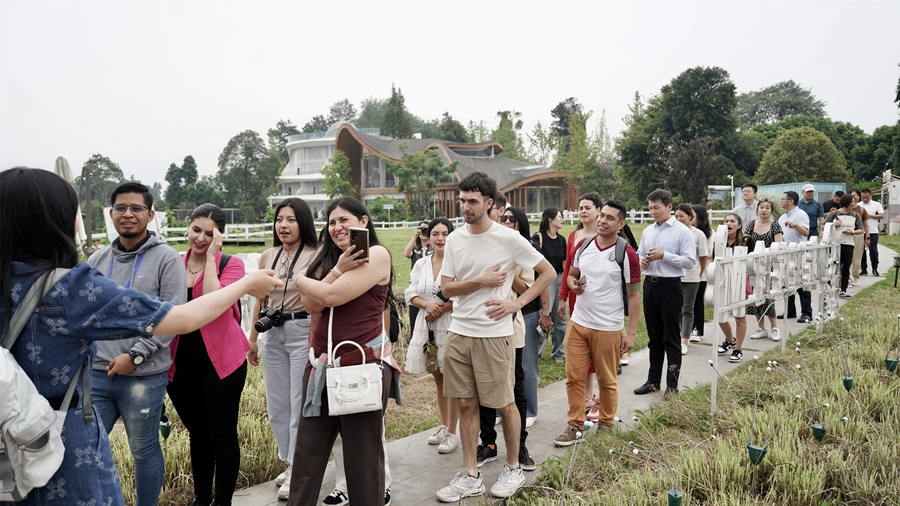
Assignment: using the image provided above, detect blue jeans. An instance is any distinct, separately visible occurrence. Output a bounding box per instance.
[548,272,568,361]
[92,369,168,506]
[521,310,545,418]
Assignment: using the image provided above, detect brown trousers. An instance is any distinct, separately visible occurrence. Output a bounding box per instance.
[564,321,622,428]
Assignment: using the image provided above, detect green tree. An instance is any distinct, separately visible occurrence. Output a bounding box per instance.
[184,175,227,208]
[854,124,900,182]
[755,127,850,185]
[736,80,827,129]
[77,153,125,203]
[302,115,328,134]
[216,130,271,219]
[367,196,409,223]
[380,84,413,138]
[267,120,300,162]
[357,97,387,128]
[554,110,592,193]
[752,115,868,178]
[493,110,527,161]
[466,120,491,143]
[550,97,583,138]
[434,112,470,143]
[525,120,557,166]
[384,143,457,220]
[665,136,726,204]
[327,99,358,124]
[657,66,737,142]
[150,182,163,201]
[321,151,355,200]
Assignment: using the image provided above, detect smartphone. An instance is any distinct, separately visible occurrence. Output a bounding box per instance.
[577,275,587,286]
[349,227,369,259]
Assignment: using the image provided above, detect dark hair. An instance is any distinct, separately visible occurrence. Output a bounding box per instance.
[647,188,673,206]
[724,212,745,248]
[839,193,854,208]
[415,220,429,248]
[538,207,561,234]
[850,188,862,198]
[604,199,638,248]
[783,191,799,206]
[493,191,507,208]
[576,194,603,231]
[604,200,628,222]
[273,198,318,249]
[307,197,393,281]
[503,206,531,241]
[674,203,694,219]
[427,217,454,236]
[834,191,845,198]
[692,205,712,238]
[458,171,497,200]
[1,168,80,330]
[110,182,153,208]
[741,183,758,193]
[189,203,227,232]
[861,188,872,195]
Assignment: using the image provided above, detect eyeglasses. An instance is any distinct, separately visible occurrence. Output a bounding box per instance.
[500,215,517,224]
[112,204,149,214]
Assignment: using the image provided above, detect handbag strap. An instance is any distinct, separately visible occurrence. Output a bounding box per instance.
[326,304,388,367]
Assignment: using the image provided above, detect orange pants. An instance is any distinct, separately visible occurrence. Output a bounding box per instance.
[564,321,622,428]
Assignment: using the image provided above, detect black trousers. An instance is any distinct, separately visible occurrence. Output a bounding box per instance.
[786,289,812,318]
[692,281,707,336]
[839,244,854,292]
[643,278,683,390]
[861,233,879,273]
[479,347,526,449]
[167,332,247,506]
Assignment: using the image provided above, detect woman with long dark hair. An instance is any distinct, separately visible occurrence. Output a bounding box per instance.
[167,203,255,506]
[715,213,749,363]
[403,220,432,340]
[673,204,709,356]
[690,205,713,341]
[245,198,319,500]
[288,197,399,506]
[0,168,280,506]
[533,207,567,386]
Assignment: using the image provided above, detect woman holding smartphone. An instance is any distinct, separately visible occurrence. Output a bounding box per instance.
[404,221,432,339]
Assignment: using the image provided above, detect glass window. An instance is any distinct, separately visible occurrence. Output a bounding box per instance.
[385,171,396,188]
[299,162,325,175]
[366,151,382,188]
[299,146,332,160]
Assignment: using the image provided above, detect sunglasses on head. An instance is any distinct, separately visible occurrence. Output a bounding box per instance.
[500,215,517,224]
[759,197,774,203]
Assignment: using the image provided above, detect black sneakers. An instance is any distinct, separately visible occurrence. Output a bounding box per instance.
[717,339,736,354]
[476,444,498,467]
[518,445,536,471]
[633,382,659,395]
[729,349,743,363]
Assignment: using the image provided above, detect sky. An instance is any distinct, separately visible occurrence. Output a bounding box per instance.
[2,0,898,189]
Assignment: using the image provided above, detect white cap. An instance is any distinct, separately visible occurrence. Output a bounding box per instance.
[802,184,815,192]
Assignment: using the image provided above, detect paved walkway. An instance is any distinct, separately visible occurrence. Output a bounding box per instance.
[233,245,895,506]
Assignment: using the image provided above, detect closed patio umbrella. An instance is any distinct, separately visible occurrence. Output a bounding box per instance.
[54,156,87,246]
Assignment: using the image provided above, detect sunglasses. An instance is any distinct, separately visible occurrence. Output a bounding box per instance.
[500,215,518,224]
[759,197,774,203]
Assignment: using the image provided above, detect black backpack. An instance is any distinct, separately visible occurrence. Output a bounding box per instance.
[574,236,630,316]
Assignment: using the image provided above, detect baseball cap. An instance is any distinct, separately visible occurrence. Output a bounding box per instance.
[802,184,815,192]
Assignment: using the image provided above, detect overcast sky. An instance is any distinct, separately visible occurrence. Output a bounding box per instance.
[2,0,898,188]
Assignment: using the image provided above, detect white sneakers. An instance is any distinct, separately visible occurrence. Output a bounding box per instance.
[276,465,291,500]
[428,425,448,445]
[436,471,484,502]
[689,329,701,343]
[749,328,769,339]
[490,464,525,498]
[275,465,291,486]
[438,433,459,454]
[525,416,537,428]
[681,343,688,355]
[770,328,781,341]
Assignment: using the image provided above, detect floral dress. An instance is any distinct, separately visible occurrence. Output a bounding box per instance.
[744,219,783,317]
[403,254,452,374]
[1,262,173,506]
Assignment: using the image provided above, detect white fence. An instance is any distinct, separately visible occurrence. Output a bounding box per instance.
[709,222,842,413]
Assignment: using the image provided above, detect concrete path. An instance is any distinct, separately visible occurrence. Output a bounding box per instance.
[232,245,895,506]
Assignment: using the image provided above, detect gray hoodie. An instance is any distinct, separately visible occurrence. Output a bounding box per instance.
[87,232,187,376]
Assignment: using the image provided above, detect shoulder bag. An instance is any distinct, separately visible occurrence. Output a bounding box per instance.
[325,306,385,416]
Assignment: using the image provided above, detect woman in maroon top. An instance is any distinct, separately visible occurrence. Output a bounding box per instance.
[288,197,396,506]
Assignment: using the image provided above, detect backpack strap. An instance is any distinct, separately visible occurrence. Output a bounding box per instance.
[218,253,232,277]
[614,236,629,316]
[575,234,594,263]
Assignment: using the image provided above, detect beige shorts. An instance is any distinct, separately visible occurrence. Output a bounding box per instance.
[442,331,515,409]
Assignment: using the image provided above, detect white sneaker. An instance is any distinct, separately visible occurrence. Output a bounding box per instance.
[490,464,525,498]
[428,425,448,445]
[619,354,630,365]
[689,330,701,343]
[438,433,459,454]
[681,343,688,355]
[525,416,537,428]
[277,473,291,500]
[749,328,769,339]
[275,464,292,486]
[770,328,781,342]
[436,471,484,502]
[495,416,501,425]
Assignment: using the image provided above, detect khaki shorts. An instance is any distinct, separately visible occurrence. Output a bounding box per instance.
[443,331,515,409]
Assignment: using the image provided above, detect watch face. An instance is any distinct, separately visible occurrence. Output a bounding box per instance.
[131,352,144,365]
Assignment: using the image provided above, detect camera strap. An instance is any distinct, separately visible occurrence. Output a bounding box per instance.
[265,247,303,313]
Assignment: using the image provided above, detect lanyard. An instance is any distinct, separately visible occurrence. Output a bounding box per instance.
[107,250,147,289]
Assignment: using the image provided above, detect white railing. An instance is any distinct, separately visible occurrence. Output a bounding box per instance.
[709,223,842,414]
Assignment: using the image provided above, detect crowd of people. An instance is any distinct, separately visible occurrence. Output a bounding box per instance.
[1,165,885,506]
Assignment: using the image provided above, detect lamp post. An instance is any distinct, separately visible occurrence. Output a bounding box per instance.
[727,174,735,209]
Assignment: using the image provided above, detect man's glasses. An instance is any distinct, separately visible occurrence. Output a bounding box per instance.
[112,204,149,214]
[500,215,517,224]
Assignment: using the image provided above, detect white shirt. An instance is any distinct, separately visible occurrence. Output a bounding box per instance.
[733,201,759,227]
[858,200,884,234]
[571,238,641,331]
[440,222,545,338]
[683,227,710,283]
[778,207,810,244]
[636,217,697,277]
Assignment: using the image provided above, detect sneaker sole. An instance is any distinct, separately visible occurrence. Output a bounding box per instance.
[554,439,583,447]
[729,358,743,363]
[689,337,701,342]
[520,462,536,471]
[477,456,497,468]
[490,476,526,498]
[749,334,768,339]
[438,445,458,454]
[437,485,485,502]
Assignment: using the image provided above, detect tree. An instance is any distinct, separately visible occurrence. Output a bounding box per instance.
[409,115,439,138]
[526,120,557,166]
[327,99,358,124]
[752,115,868,178]
[367,196,409,223]
[321,151,355,200]
[493,110,527,161]
[665,136,726,204]
[184,175,227,208]
[554,110,593,193]
[657,66,737,142]
[434,112,470,143]
[736,80,827,129]
[163,155,199,208]
[302,115,328,134]
[76,153,125,204]
[755,127,850,185]
[854,124,900,182]
[384,143,457,220]
[466,120,491,143]
[357,97,387,128]
[550,97,583,138]
[216,130,271,219]
[267,120,300,162]
[150,182,163,201]
[380,84,413,138]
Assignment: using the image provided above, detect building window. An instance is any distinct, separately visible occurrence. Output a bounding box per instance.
[365,150,382,188]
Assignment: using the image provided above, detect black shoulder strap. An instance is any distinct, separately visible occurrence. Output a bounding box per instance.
[218,253,232,278]
[615,237,629,317]
[575,234,594,263]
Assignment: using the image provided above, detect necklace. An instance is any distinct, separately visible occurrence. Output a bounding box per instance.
[187,255,205,275]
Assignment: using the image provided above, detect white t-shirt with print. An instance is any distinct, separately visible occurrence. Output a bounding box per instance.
[440,222,545,338]
[570,237,641,332]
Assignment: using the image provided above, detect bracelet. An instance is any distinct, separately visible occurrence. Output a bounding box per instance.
[542,311,551,317]
[330,267,343,277]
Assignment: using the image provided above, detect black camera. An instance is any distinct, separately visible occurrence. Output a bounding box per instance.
[419,226,428,235]
[255,308,283,333]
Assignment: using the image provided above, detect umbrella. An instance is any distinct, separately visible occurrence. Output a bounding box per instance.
[54,156,88,246]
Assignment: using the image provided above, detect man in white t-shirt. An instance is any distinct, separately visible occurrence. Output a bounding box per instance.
[436,172,554,502]
[552,201,640,446]
[858,188,884,276]
[777,191,812,321]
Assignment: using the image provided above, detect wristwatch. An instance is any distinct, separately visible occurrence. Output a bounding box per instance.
[128,350,145,365]
[542,311,551,317]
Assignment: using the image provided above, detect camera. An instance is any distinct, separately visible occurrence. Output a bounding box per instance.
[418,225,429,235]
[255,308,283,333]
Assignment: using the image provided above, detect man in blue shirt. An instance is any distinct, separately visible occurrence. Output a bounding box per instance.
[634,189,696,396]
[798,184,825,238]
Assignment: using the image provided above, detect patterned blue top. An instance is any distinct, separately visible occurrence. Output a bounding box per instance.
[1,261,173,506]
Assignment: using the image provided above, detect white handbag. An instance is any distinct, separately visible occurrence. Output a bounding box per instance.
[325,307,385,416]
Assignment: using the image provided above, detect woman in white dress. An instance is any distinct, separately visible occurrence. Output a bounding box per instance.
[404,217,458,453]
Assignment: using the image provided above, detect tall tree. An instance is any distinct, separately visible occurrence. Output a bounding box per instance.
[163,155,199,208]
[77,153,125,203]
[554,110,593,194]
[184,175,227,208]
[752,115,868,177]
[657,66,737,142]
[493,110,527,161]
[327,99,358,124]
[664,136,726,204]
[526,120,557,166]
[321,151,355,200]
[854,124,900,182]
[736,80,827,129]
[409,115,439,138]
[384,144,457,219]
[380,84,413,138]
[550,97,583,138]
[216,130,270,218]
[466,120,491,143]
[302,115,329,134]
[755,127,850,185]
[434,112,470,143]
[150,182,163,201]
[267,120,301,162]
[357,97,387,128]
